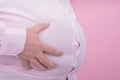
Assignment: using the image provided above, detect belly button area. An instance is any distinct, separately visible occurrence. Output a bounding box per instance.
[75,40,80,47]
[74,32,81,47]
[74,37,80,47]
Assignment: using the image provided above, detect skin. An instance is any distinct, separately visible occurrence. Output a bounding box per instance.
[18,23,64,71]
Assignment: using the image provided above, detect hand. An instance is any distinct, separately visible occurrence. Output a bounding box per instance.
[18,23,64,71]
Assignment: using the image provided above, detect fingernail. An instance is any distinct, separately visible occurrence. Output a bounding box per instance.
[53,63,57,68]
[61,52,64,55]
[59,52,64,56]
[44,22,49,25]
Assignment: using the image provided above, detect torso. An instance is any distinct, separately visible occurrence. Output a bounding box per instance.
[0,0,76,79]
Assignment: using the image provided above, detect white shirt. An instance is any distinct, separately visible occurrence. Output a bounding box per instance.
[0,0,86,80]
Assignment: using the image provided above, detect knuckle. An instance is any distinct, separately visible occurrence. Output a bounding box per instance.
[31,59,37,64]
[35,42,41,47]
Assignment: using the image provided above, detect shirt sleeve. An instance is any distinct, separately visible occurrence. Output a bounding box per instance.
[0,21,26,56]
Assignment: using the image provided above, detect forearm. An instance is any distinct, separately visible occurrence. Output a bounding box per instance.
[0,21,26,56]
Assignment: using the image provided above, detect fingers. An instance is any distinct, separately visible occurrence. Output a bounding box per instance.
[34,22,49,33]
[35,53,57,69]
[41,42,64,56]
[19,22,64,70]
[30,58,47,70]
[19,58,31,70]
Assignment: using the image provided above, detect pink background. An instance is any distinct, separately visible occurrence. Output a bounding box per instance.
[71,0,120,80]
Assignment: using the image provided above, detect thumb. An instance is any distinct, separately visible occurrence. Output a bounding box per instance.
[34,22,49,33]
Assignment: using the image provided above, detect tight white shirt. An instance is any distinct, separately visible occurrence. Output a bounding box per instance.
[0,0,86,80]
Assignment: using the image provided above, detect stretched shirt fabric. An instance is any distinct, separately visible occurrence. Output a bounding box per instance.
[0,0,86,80]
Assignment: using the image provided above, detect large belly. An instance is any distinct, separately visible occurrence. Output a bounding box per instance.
[35,21,74,76]
[0,13,74,78]
[38,21,74,75]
